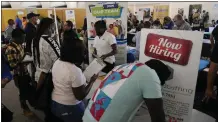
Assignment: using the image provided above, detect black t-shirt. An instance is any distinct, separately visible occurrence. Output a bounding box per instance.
[24,22,37,53]
[211,44,218,63]
[212,25,218,43]
[211,26,218,63]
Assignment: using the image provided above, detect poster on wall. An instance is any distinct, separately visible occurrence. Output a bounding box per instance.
[138,8,151,22]
[188,4,202,20]
[178,8,184,16]
[211,4,218,21]
[153,5,169,23]
[86,2,127,65]
[26,8,37,14]
[139,29,203,122]
[65,10,76,28]
[48,10,53,18]
[17,11,24,15]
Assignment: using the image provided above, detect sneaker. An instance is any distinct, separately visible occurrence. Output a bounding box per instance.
[23,110,34,117]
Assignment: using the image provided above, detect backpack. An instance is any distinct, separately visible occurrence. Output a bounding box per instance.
[2,42,22,71]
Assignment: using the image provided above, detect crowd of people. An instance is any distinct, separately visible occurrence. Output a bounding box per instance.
[128,11,218,59]
[1,9,218,122]
[89,19,126,39]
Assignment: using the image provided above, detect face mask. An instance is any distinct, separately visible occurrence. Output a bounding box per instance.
[96,28,105,36]
[12,24,16,29]
[37,19,40,24]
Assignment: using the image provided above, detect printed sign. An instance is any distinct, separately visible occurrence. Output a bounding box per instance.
[138,8,151,22]
[153,5,169,23]
[140,29,203,122]
[65,10,76,28]
[86,2,127,64]
[144,33,193,66]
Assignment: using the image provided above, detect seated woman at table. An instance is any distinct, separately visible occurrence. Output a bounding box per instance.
[152,19,163,29]
[163,16,174,30]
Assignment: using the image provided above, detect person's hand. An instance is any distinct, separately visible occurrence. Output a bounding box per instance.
[100,55,107,60]
[203,88,216,103]
[90,74,99,83]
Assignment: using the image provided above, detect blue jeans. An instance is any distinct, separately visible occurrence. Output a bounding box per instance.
[51,100,85,122]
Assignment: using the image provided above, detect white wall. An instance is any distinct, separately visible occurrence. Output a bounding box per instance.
[77,2,86,8]
[41,2,50,8]
[20,2,41,8]
[9,2,21,8]
[66,2,77,8]
[8,2,86,8]
[49,2,66,8]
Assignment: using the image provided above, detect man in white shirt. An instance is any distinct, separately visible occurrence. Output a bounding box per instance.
[93,20,117,73]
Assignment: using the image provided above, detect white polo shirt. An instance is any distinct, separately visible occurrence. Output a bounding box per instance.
[93,31,117,64]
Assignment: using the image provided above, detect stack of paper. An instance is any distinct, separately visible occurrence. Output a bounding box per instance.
[83,58,106,82]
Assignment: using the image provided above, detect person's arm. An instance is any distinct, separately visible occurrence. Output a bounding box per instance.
[205,45,218,100]
[138,67,165,122]
[206,62,218,97]
[72,74,98,101]
[70,66,98,100]
[36,72,47,90]
[144,98,165,122]
[100,35,118,60]
[100,44,117,60]
[92,37,98,58]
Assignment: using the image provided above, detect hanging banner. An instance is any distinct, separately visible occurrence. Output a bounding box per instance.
[140,29,203,122]
[138,8,151,22]
[26,8,37,14]
[65,10,76,28]
[153,5,169,23]
[86,2,127,64]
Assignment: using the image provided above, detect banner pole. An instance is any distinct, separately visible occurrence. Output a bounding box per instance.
[53,7,60,46]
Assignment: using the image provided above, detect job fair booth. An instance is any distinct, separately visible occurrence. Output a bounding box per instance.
[1,1,217,122]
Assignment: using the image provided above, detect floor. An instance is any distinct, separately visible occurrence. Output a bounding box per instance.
[2,79,216,122]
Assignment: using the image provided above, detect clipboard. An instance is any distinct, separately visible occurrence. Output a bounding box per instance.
[83,57,106,82]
